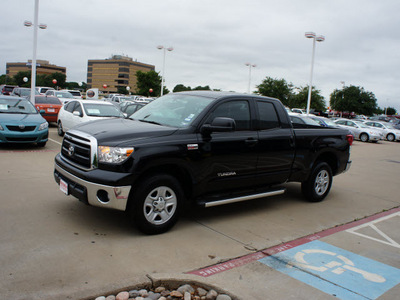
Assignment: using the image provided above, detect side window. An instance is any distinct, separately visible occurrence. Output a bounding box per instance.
[206,100,250,130]
[336,120,345,125]
[73,103,83,115]
[257,101,280,130]
[65,101,76,113]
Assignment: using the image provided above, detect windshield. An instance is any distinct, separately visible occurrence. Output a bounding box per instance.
[20,89,40,96]
[83,103,123,117]
[55,91,74,98]
[0,98,38,114]
[35,96,62,105]
[130,94,214,128]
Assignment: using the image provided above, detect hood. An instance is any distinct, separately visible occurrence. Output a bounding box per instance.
[73,118,178,146]
[0,113,46,124]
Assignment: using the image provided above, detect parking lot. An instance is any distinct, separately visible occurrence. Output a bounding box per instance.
[1,125,399,300]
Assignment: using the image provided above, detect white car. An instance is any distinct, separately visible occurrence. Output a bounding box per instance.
[60,89,83,99]
[364,121,400,142]
[45,90,75,104]
[57,99,124,136]
[334,119,382,142]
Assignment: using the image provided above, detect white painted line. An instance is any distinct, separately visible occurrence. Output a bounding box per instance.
[48,138,62,145]
[346,212,400,248]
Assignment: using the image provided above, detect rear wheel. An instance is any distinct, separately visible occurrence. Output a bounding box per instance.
[128,174,184,234]
[360,133,369,142]
[301,162,333,202]
[387,133,395,142]
[57,121,64,136]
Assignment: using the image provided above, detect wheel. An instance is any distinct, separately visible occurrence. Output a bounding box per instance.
[57,121,64,136]
[360,133,369,142]
[128,174,184,234]
[301,162,333,202]
[37,142,46,147]
[387,133,395,142]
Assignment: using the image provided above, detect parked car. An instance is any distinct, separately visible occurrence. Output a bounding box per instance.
[368,115,390,122]
[309,116,341,128]
[291,108,305,114]
[45,90,74,104]
[0,95,48,146]
[0,85,17,95]
[120,101,146,117]
[57,99,124,136]
[364,121,400,142]
[36,86,54,94]
[27,95,63,123]
[11,87,40,98]
[60,89,83,99]
[54,91,352,234]
[288,113,321,128]
[310,109,329,118]
[334,119,382,142]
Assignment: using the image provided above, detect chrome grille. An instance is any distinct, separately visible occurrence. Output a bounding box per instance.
[61,130,97,170]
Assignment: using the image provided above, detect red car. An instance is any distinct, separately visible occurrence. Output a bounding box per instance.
[29,95,63,123]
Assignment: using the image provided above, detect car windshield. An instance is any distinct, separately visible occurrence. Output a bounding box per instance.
[20,89,40,96]
[83,103,123,117]
[35,96,62,105]
[55,91,74,98]
[130,94,214,128]
[0,98,38,114]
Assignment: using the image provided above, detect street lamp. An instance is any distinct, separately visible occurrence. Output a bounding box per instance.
[305,32,325,115]
[157,45,173,97]
[245,63,256,94]
[24,0,47,103]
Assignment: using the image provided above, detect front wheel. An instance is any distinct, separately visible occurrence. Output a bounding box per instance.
[128,174,184,234]
[301,162,333,202]
[360,133,369,142]
[57,121,64,136]
[387,133,395,142]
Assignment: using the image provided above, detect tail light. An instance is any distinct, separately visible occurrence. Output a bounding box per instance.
[346,134,354,146]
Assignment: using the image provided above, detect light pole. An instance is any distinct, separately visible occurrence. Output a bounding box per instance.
[157,45,173,97]
[24,0,47,103]
[305,32,324,115]
[245,63,256,94]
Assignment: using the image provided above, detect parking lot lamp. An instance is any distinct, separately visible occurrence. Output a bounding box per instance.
[305,32,325,115]
[245,63,256,94]
[157,45,173,97]
[24,0,47,103]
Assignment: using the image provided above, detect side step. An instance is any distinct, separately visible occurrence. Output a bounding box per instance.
[202,188,286,208]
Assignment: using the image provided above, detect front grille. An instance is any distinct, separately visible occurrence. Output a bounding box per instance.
[61,132,93,169]
[6,125,36,132]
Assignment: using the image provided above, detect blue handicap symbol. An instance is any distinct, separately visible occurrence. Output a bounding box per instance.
[259,240,400,300]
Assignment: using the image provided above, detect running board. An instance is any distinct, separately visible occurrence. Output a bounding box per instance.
[203,188,286,208]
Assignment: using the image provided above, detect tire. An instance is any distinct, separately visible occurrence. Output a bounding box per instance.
[301,162,333,202]
[387,133,395,142]
[57,121,64,136]
[128,174,184,234]
[360,133,369,142]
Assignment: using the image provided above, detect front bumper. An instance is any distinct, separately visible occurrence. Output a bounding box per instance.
[54,163,131,211]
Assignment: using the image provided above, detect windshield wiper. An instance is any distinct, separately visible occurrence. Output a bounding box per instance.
[138,119,162,125]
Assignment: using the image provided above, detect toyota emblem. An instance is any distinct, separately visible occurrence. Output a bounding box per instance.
[68,145,75,156]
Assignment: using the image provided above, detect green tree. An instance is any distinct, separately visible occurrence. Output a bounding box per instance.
[291,86,326,111]
[193,85,211,91]
[173,84,191,92]
[330,85,378,116]
[136,70,164,96]
[255,77,293,106]
[386,107,397,116]
[0,74,16,85]
[13,71,31,87]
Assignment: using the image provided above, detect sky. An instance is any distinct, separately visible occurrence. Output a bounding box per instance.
[1,0,400,112]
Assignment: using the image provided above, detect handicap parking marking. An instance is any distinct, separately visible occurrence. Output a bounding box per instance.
[258,240,400,300]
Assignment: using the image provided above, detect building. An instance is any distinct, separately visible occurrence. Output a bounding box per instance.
[6,60,66,78]
[86,55,155,95]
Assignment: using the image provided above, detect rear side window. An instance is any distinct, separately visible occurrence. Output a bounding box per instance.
[257,101,280,130]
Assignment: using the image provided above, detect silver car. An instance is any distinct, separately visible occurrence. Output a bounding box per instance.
[364,121,400,142]
[334,119,382,142]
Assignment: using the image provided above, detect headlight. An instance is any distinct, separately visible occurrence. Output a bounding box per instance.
[98,146,134,164]
[38,122,48,131]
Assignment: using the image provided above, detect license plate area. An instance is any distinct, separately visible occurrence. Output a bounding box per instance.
[60,178,68,195]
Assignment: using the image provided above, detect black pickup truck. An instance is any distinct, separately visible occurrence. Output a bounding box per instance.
[54,91,352,234]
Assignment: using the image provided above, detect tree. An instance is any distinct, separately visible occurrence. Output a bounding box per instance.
[136,70,164,96]
[0,74,16,85]
[330,85,378,116]
[386,107,397,116]
[255,77,293,106]
[291,86,326,111]
[13,71,31,87]
[173,84,192,92]
[193,85,211,91]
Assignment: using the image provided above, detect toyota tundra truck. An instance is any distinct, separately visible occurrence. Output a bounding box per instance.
[54,91,352,234]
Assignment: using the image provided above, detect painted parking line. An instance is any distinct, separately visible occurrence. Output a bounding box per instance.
[258,240,400,300]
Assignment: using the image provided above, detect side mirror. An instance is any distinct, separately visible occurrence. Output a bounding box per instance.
[201,117,236,135]
[39,109,46,115]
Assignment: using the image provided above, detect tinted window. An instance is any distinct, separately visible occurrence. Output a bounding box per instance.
[257,101,280,130]
[206,100,251,130]
[35,96,62,104]
[65,101,77,112]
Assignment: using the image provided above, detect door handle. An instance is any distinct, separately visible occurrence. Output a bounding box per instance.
[245,138,258,146]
